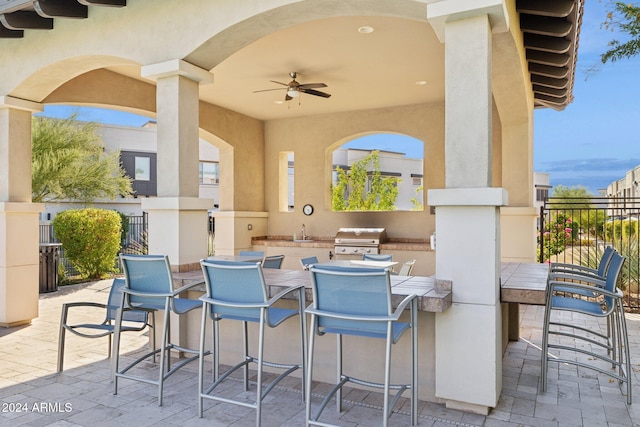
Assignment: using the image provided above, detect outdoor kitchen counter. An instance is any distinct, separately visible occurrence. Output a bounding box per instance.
[251,236,432,251]
[173,268,452,313]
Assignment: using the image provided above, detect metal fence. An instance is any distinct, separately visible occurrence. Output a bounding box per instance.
[40,213,149,279]
[539,196,640,311]
[40,212,215,280]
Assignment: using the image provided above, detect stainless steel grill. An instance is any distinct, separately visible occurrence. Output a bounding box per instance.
[334,227,387,256]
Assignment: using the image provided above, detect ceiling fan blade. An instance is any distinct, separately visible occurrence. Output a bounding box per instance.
[298,83,327,90]
[301,88,331,98]
[270,80,289,86]
[253,87,287,93]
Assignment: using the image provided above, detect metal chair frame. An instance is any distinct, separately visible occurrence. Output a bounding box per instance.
[541,252,631,404]
[112,254,205,406]
[300,256,319,271]
[262,254,285,269]
[57,278,153,373]
[362,253,393,262]
[198,259,307,427]
[306,265,418,427]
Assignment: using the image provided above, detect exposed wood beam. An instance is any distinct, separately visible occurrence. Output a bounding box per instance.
[0,22,23,38]
[35,0,88,19]
[529,63,569,79]
[516,0,574,18]
[532,85,567,98]
[534,93,568,105]
[531,74,568,89]
[0,11,53,30]
[520,15,572,37]
[77,0,126,6]
[523,33,571,54]
[526,50,570,67]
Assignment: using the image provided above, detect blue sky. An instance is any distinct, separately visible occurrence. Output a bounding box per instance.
[38,1,638,195]
[534,0,640,195]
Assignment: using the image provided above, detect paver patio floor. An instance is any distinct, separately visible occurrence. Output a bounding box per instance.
[1,280,639,426]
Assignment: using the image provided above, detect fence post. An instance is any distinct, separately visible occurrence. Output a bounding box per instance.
[539,204,545,263]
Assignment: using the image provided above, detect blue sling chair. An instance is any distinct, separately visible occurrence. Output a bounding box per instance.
[306,265,418,427]
[541,252,631,404]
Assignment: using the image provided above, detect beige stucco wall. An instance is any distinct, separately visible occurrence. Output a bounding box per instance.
[264,103,445,240]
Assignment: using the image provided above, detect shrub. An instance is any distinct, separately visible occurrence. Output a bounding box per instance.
[52,208,122,279]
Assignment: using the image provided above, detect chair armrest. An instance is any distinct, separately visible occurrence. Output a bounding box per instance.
[199,295,268,309]
[267,284,306,305]
[391,294,418,320]
[61,302,107,310]
[549,262,597,272]
[121,288,174,298]
[173,281,204,295]
[548,280,620,299]
[548,272,606,287]
[305,307,400,323]
[549,269,605,281]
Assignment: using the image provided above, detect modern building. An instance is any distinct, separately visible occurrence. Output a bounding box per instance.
[0,0,583,415]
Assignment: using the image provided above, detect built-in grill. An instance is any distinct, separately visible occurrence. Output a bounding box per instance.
[334,227,387,257]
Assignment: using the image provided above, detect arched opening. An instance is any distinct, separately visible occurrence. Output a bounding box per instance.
[331,133,424,211]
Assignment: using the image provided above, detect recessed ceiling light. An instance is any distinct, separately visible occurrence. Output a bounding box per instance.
[358,26,374,34]
[415,80,428,86]
[274,100,284,104]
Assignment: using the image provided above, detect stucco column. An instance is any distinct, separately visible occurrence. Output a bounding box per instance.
[141,60,214,271]
[427,0,509,414]
[0,96,44,327]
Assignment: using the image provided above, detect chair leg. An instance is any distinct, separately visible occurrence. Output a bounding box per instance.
[256,309,266,427]
[411,300,418,426]
[383,325,392,427]
[57,305,68,373]
[336,334,343,412]
[213,317,219,381]
[198,304,208,418]
[540,294,553,393]
[243,321,249,391]
[112,298,126,393]
[157,298,171,406]
[616,302,632,404]
[298,288,308,402]
[305,315,317,426]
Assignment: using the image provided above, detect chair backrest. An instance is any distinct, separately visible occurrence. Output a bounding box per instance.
[596,246,616,277]
[398,259,416,276]
[309,265,392,336]
[262,254,284,269]
[120,254,174,309]
[106,278,149,324]
[603,252,625,308]
[200,260,268,319]
[239,251,265,258]
[300,256,319,270]
[362,253,393,262]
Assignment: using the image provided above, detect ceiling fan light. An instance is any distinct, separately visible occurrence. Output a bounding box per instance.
[287,88,300,97]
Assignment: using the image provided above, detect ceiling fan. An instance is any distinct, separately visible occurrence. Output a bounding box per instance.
[253,72,331,101]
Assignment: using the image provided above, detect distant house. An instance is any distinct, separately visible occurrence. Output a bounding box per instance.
[40,121,220,220]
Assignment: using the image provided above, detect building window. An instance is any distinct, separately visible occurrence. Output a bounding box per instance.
[120,151,157,197]
[135,156,150,181]
[536,188,549,202]
[199,161,219,185]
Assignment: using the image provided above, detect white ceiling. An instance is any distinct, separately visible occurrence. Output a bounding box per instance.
[110,15,445,121]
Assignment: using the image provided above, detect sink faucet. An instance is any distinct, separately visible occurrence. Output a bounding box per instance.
[301,224,306,240]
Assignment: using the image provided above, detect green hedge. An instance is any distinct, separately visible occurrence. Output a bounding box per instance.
[52,208,122,279]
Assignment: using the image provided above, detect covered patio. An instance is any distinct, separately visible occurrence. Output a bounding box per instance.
[1,0,586,415]
[1,281,638,426]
